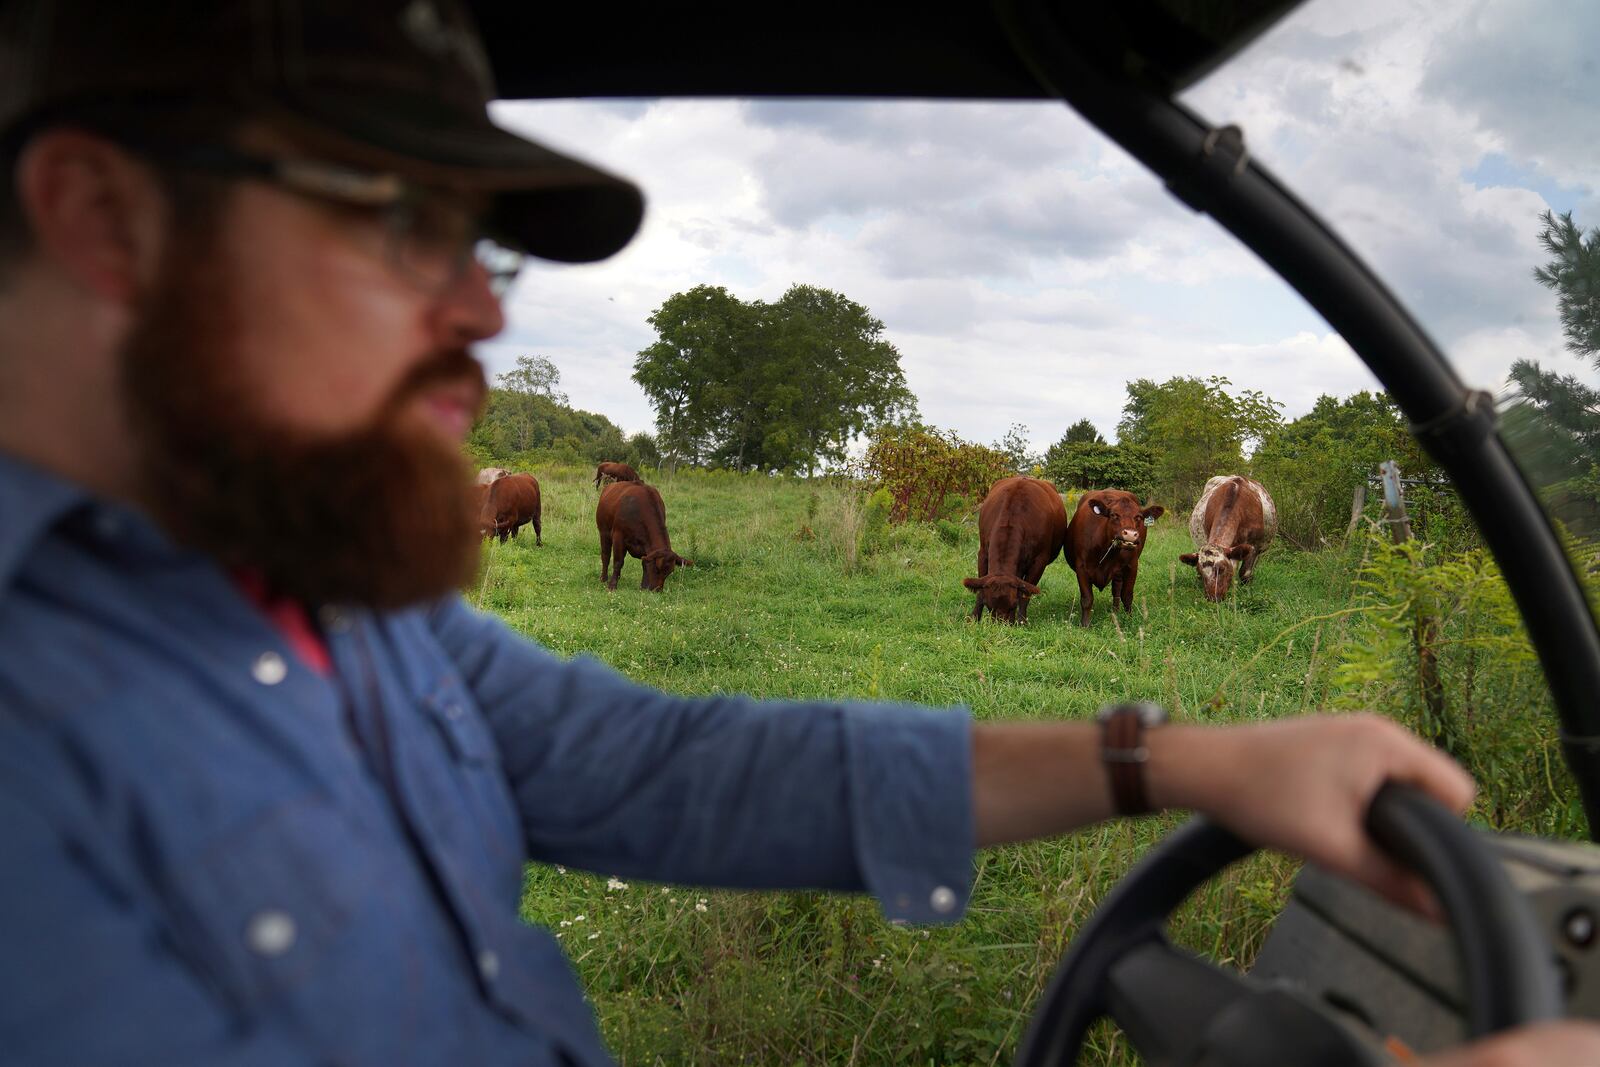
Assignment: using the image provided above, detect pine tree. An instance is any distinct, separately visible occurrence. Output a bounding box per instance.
[1533,210,1600,366]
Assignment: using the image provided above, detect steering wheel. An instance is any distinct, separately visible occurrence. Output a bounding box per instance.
[1015,783,1563,1066]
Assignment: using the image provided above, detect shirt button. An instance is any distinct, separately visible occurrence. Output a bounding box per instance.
[246,910,297,956]
[251,651,288,686]
[477,948,500,981]
[444,702,465,721]
[93,510,122,539]
[930,886,957,914]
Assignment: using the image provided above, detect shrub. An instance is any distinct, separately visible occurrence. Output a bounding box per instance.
[860,425,1012,523]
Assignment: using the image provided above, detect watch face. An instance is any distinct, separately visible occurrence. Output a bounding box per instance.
[1098,701,1168,725]
[1132,702,1168,727]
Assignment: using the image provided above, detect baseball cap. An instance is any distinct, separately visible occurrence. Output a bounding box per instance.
[0,0,644,263]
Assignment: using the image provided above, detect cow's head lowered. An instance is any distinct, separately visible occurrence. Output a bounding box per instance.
[640,549,693,591]
[962,574,1042,624]
[1179,544,1249,601]
[1078,491,1164,556]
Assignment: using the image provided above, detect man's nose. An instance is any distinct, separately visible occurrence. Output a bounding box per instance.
[430,260,506,346]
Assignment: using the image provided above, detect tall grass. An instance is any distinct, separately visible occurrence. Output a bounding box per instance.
[471,467,1559,1065]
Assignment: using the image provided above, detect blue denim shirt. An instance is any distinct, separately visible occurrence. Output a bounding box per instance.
[0,452,974,1066]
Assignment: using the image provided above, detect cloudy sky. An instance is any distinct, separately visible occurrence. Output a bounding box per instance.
[480,0,1598,456]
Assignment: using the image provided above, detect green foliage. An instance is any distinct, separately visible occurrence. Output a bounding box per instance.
[1252,391,1447,547]
[860,424,1014,523]
[1040,438,1156,500]
[1332,531,1582,835]
[1532,209,1600,365]
[632,283,917,473]
[1059,417,1105,446]
[994,422,1038,474]
[862,487,893,553]
[1116,375,1283,505]
[468,354,656,470]
[1502,359,1600,537]
[498,353,568,404]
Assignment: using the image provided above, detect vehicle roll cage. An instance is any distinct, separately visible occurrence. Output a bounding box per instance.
[993,0,1600,839]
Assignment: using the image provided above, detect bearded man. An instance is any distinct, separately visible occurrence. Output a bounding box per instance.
[0,3,1594,1065]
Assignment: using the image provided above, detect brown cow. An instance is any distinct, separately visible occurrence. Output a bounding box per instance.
[1180,475,1277,601]
[1063,490,1165,627]
[480,472,542,546]
[594,461,641,489]
[476,466,510,486]
[963,476,1069,624]
[596,481,692,591]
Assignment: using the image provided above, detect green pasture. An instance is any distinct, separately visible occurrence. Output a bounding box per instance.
[471,466,1554,1065]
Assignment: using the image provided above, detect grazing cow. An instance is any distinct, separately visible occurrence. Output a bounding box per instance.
[596,481,692,591]
[594,461,641,489]
[1063,490,1165,627]
[963,476,1069,624]
[480,472,542,546]
[1180,475,1277,601]
[476,466,510,486]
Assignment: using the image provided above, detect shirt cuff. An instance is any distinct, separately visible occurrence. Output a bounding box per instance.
[841,702,974,925]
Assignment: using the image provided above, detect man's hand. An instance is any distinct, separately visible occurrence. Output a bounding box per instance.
[1417,1021,1600,1066]
[973,712,1474,911]
[1148,713,1476,912]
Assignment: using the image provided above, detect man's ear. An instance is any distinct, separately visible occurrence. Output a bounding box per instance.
[1178,553,1199,567]
[14,129,170,304]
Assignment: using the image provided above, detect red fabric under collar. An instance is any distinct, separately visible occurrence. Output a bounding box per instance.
[231,568,334,677]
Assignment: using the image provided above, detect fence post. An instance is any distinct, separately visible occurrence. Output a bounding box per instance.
[1379,461,1413,543]
[1344,482,1366,543]
[1380,461,1448,748]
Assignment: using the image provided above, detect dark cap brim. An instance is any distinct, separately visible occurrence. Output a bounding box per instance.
[254,88,645,264]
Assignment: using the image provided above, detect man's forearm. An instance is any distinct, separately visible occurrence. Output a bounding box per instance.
[971,720,1227,846]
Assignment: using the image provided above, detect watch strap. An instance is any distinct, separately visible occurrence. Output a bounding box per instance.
[1102,706,1154,816]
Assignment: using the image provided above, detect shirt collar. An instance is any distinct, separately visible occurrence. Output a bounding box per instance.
[0,449,93,588]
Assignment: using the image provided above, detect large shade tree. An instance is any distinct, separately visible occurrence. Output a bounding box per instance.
[633,284,917,473]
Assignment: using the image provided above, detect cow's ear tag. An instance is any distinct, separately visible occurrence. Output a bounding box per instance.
[1144,515,1155,526]
[1091,503,1104,515]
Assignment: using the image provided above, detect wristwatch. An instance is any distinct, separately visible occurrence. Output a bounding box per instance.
[1096,701,1169,816]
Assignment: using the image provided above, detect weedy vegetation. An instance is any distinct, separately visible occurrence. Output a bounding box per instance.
[474,466,1581,1066]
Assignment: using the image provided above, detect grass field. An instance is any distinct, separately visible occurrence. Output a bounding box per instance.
[473,466,1450,1065]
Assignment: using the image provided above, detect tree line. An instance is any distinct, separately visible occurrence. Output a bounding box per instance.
[470,207,1598,548]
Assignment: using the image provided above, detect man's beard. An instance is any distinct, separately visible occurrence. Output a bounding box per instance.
[118,237,486,611]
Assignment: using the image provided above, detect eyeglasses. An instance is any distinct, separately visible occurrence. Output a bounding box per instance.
[135,144,526,297]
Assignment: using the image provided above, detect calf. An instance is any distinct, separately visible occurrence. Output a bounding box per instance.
[594,461,641,489]
[964,476,1069,624]
[1063,490,1164,627]
[480,472,542,545]
[1180,475,1277,601]
[476,466,510,486]
[596,481,692,591]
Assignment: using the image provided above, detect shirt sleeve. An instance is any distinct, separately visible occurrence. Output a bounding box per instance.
[428,596,975,925]
[0,753,324,1065]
